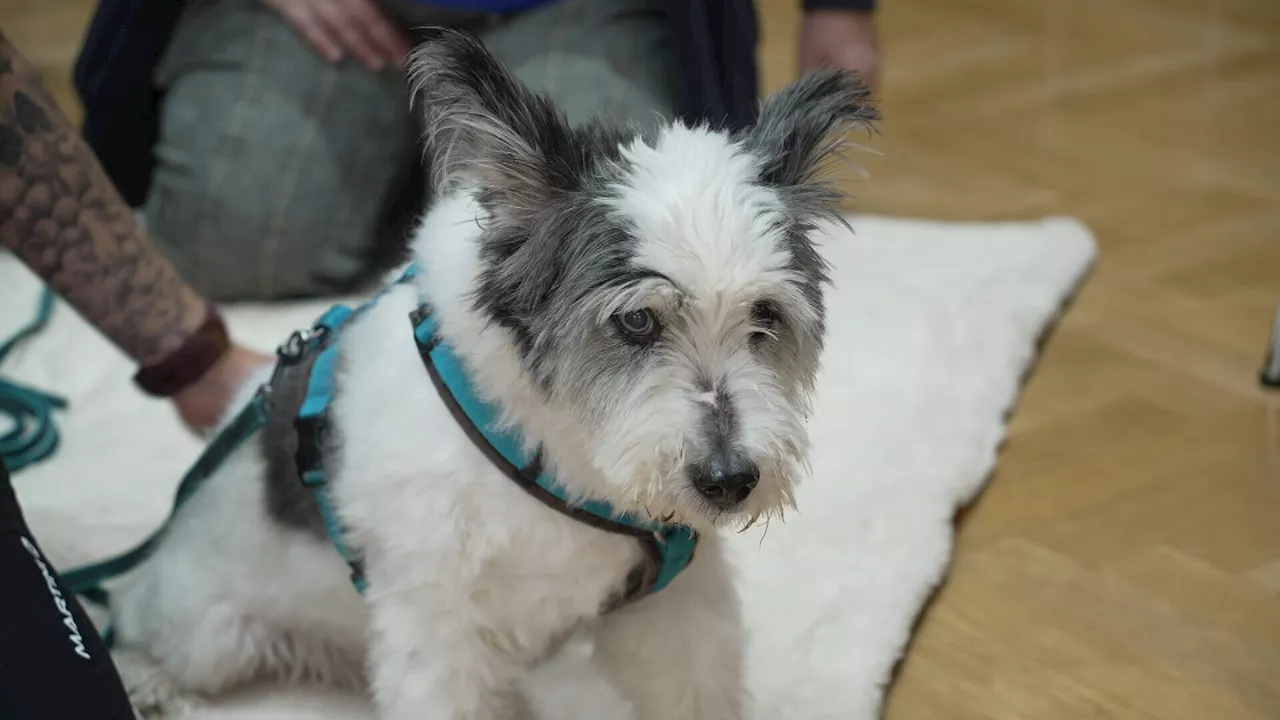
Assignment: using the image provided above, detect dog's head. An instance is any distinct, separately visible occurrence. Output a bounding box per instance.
[409,29,877,531]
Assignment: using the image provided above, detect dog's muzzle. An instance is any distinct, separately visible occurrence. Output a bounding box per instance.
[689,452,759,508]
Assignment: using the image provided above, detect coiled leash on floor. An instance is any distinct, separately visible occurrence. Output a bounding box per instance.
[0,287,67,474]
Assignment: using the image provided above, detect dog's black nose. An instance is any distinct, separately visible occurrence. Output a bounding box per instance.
[690,453,760,507]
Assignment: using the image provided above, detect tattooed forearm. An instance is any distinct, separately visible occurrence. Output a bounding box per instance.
[0,31,205,366]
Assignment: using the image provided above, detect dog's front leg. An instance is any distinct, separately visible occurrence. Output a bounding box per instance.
[594,535,746,720]
[363,560,526,720]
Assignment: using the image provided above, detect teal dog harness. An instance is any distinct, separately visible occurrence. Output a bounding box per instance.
[64,265,697,630]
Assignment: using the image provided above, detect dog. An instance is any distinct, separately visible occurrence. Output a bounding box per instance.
[107,28,877,720]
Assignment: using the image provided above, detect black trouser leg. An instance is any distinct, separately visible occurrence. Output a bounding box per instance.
[0,460,137,719]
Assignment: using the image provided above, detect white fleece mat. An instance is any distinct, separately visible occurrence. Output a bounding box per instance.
[0,214,1096,719]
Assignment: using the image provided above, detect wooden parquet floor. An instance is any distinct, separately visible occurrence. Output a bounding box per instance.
[5,0,1280,717]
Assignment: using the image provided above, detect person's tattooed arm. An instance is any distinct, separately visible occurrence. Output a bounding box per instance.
[0,32,271,432]
[0,30,205,366]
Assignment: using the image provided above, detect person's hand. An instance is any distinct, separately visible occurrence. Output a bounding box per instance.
[173,344,274,434]
[799,9,881,92]
[262,0,412,71]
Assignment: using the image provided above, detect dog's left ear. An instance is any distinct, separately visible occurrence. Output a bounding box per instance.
[740,69,879,216]
[407,28,571,214]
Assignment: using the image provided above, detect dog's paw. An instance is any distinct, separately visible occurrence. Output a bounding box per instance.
[112,649,197,719]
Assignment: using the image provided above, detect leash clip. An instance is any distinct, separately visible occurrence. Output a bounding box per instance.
[277,325,331,364]
[277,330,310,362]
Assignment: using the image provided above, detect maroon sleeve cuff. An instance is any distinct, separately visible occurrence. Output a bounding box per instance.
[132,304,230,397]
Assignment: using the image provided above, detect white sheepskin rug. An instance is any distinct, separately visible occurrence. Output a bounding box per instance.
[0,213,1096,719]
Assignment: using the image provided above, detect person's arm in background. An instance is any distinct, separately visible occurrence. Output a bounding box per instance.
[0,30,270,432]
[800,0,880,91]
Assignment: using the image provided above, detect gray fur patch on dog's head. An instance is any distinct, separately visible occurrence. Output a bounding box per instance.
[408,29,656,392]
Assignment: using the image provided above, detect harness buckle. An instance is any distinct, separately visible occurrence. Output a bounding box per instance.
[277,330,310,363]
[277,325,332,364]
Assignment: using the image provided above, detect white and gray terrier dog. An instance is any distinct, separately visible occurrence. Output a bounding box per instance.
[107,28,876,720]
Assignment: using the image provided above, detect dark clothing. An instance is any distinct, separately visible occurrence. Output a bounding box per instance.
[0,460,136,719]
[73,0,874,207]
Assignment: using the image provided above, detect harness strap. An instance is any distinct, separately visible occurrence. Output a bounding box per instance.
[408,305,698,605]
[58,305,370,622]
[282,305,369,593]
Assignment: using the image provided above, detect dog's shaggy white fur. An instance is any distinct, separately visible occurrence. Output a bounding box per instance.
[107,29,877,720]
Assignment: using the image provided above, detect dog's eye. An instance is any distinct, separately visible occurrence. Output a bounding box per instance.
[750,301,782,338]
[614,308,661,345]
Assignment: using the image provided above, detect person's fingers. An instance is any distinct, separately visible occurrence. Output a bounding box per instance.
[798,48,819,76]
[314,0,390,71]
[277,3,345,63]
[800,40,878,89]
[343,0,413,66]
[836,48,880,91]
[799,54,824,76]
[797,27,832,77]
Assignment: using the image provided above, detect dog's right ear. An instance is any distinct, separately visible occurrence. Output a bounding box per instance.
[739,69,880,220]
[407,28,570,214]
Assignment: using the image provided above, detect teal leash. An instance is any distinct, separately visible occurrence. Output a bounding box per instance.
[0,287,67,473]
[60,393,269,643]
[0,286,269,647]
